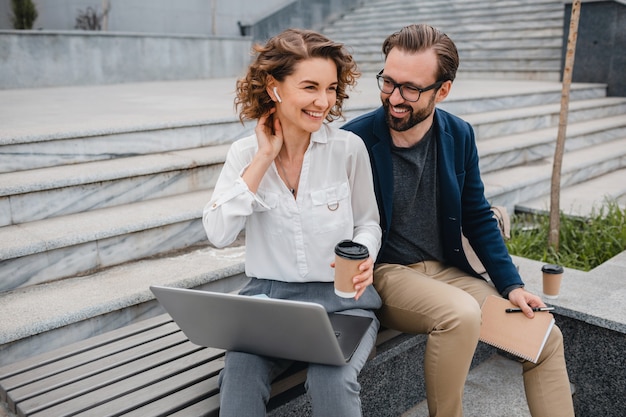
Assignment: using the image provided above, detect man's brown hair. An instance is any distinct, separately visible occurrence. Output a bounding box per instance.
[382,24,459,82]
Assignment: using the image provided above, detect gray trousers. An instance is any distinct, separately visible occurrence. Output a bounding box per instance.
[218,278,382,417]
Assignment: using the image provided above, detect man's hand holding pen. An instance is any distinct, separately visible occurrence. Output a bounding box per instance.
[506,307,554,313]
[507,287,547,318]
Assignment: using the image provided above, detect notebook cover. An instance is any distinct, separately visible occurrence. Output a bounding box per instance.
[479,295,555,363]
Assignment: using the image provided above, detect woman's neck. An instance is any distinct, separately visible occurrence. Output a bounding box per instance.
[280,129,311,161]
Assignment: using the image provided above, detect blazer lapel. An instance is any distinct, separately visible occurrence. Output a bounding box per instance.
[370,108,395,232]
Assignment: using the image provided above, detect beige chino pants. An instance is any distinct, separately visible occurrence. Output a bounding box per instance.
[373,261,575,417]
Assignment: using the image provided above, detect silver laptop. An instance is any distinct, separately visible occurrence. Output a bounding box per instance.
[150,285,373,366]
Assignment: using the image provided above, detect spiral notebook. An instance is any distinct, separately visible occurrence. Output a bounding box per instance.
[479,295,555,363]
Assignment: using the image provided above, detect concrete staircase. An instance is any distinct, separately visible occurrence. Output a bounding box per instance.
[1,2,625,415]
[322,0,566,80]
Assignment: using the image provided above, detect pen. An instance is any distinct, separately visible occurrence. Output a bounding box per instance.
[505,307,555,313]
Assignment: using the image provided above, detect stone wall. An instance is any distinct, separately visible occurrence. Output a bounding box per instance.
[0,0,289,37]
[562,1,626,96]
[557,314,626,416]
[0,30,252,89]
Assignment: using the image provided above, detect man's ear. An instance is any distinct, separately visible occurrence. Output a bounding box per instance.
[435,80,452,103]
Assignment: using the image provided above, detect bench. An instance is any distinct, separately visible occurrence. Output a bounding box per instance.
[0,312,403,417]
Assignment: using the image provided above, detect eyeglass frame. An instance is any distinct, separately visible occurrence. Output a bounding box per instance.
[376,70,446,103]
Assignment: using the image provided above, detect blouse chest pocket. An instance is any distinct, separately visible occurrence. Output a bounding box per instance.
[309,182,352,234]
[255,191,284,235]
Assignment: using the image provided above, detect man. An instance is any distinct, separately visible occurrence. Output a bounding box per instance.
[342,24,574,417]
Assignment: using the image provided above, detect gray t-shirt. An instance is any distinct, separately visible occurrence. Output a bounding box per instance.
[378,126,443,265]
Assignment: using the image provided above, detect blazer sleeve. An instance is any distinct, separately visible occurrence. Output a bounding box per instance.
[450,115,524,293]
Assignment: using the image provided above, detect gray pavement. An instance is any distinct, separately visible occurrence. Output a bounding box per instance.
[402,354,531,417]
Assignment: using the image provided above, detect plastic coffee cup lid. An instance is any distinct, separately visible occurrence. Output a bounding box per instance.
[334,240,369,260]
[541,264,564,274]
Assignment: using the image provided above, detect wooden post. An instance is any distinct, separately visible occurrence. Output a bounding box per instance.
[101,0,110,31]
[548,0,582,251]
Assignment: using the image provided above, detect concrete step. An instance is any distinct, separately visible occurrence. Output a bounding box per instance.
[357,59,562,79]
[439,80,606,115]
[349,37,563,54]
[333,9,563,30]
[0,146,229,225]
[331,15,563,35]
[0,190,211,292]
[455,70,561,81]
[0,244,248,368]
[327,21,564,40]
[354,45,561,62]
[483,136,626,210]
[478,114,626,174]
[335,27,564,46]
[0,80,253,173]
[465,97,626,141]
[357,63,563,81]
[516,168,626,217]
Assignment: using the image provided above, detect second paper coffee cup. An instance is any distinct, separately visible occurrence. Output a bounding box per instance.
[542,264,564,299]
[334,240,369,298]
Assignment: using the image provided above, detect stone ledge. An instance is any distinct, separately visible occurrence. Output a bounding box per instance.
[513,251,626,416]
[512,252,626,334]
[0,31,252,89]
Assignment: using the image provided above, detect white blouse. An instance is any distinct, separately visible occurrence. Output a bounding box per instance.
[203,124,381,283]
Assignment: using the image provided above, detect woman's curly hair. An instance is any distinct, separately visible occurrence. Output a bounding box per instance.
[235,28,360,123]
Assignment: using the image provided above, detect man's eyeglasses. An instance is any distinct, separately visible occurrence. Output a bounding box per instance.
[376,70,445,103]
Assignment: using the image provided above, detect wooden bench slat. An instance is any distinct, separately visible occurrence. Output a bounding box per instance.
[120,374,220,417]
[9,330,190,409]
[17,342,222,416]
[0,314,173,381]
[78,362,223,417]
[165,394,220,417]
[2,321,181,397]
[27,349,220,417]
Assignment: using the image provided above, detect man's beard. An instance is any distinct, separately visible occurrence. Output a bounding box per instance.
[383,92,437,132]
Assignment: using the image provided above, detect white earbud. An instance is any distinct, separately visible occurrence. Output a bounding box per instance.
[273,87,282,103]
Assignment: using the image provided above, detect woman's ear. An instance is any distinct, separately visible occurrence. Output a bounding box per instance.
[266,78,281,103]
[273,87,282,103]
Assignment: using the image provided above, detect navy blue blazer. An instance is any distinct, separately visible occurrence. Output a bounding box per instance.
[342,107,523,294]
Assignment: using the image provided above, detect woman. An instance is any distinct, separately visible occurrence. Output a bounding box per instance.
[203,28,382,417]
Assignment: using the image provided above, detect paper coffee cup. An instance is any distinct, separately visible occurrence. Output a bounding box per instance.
[334,240,369,298]
[542,264,564,299]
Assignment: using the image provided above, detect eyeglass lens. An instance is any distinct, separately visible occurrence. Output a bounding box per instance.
[377,76,422,102]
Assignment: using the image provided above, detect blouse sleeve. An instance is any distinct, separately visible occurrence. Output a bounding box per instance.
[202,140,270,248]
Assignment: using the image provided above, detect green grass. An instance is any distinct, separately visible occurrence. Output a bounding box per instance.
[506,199,626,271]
